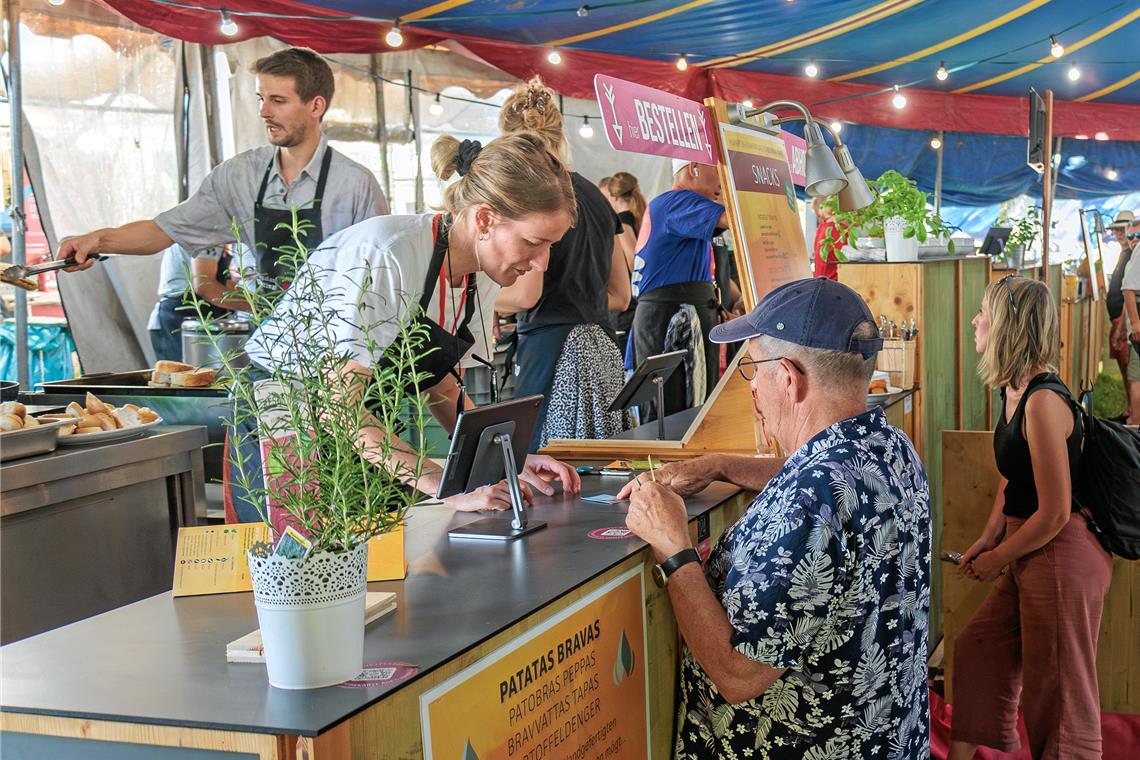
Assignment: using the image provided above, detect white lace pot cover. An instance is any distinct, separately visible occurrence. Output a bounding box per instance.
[246,541,369,689]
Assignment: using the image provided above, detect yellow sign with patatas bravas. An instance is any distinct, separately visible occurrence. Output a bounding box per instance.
[420,567,649,760]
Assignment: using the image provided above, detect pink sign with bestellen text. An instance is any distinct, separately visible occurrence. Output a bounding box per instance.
[592,74,808,186]
[593,74,716,166]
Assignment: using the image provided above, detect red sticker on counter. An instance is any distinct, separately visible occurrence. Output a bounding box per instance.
[339,662,419,689]
[587,526,634,540]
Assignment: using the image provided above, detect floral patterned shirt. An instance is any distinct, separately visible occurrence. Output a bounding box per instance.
[675,407,930,760]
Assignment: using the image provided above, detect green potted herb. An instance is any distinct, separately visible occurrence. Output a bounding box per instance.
[999,206,1041,268]
[190,214,430,689]
[822,169,955,262]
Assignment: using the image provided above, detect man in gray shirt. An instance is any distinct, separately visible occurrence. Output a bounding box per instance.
[60,48,387,282]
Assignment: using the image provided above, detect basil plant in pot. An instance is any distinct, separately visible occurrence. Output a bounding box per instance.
[998,205,1041,268]
[189,213,431,689]
[821,169,955,263]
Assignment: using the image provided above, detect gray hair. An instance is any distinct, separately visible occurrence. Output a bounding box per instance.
[753,320,879,391]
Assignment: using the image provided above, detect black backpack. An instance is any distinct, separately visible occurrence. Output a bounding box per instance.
[1036,381,1140,560]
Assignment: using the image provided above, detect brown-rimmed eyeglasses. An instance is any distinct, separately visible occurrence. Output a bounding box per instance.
[738,357,806,381]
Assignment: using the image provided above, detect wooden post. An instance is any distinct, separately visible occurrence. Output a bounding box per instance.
[1040,90,1054,281]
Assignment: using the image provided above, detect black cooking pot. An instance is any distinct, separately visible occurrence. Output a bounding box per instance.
[1,381,18,401]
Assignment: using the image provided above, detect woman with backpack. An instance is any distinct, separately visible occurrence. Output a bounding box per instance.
[949,275,1112,760]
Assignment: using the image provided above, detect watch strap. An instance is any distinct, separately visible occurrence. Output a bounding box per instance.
[659,548,701,579]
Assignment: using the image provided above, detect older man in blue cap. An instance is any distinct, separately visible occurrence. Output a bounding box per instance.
[619,277,931,759]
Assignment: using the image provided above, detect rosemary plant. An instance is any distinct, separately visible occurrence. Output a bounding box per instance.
[185,211,432,554]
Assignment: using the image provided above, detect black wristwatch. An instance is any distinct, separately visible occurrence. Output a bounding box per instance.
[652,548,701,588]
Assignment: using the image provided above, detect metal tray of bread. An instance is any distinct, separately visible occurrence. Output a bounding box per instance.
[0,419,69,463]
[39,370,227,398]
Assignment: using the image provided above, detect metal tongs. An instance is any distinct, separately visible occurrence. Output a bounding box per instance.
[0,254,107,283]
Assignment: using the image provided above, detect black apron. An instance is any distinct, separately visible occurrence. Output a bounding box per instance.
[253,147,333,285]
[374,215,478,401]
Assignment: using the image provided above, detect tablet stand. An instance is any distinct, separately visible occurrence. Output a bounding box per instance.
[446,424,547,541]
[606,351,686,441]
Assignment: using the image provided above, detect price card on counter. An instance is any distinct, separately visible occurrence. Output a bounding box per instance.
[172,523,270,597]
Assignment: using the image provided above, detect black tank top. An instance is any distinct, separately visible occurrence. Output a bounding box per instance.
[994,373,1082,518]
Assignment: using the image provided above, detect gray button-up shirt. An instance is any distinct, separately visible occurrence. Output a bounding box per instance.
[154,134,387,267]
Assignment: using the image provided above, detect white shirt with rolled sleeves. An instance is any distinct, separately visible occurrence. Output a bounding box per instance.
[245,214,499,376]
[1121,243,1140,331]
[153,134,387,259]
[145,244,224,330]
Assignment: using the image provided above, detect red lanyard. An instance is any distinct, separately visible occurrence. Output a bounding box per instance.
[438,268,469,336]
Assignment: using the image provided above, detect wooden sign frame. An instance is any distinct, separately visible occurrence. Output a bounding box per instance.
[543,97,806,460]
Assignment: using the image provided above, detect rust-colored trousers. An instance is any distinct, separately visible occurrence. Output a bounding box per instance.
[951,514,1113,758]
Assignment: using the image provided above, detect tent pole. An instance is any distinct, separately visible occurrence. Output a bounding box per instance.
[409,69,423,213]
[7,0,29,389]
[933,129,944,217]
[371,55,392,203]
[1040,90,1054,281]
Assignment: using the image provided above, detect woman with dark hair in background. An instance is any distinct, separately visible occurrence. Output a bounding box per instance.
[604,171,646,346]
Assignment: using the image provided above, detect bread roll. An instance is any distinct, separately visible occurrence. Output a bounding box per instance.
[154,360,193,374]
[148,380,171,388]
[76,414,100,429]
[74,426,104,435]
[85,392,111,415]
[122,403,140,412]
[170,369,217,387]
[0,414,23,432]
[66,402,85,418]
[0,401,26,418]
[94,412,118,431]
[40,413,74,420]
[137,407,160,423]
[22,415,41,428]
[59,423,77,436]
[113,407,142,428]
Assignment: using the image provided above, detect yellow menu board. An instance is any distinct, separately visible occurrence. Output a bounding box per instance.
[420,568,649,760]
[173,523,407,597]
[172,523,269,597]
[720,123,811,305]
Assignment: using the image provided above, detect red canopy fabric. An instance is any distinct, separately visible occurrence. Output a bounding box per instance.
[96,0,1140,140]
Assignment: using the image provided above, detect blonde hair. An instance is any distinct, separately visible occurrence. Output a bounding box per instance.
[978,276,1059,390]
[431,132,577,226]
[608,171,646,229]
[499,76,564,156]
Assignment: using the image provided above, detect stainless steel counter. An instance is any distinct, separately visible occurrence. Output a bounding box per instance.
[0,426,207,643]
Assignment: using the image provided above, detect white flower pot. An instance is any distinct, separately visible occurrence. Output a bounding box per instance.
[247,541,369,689]
[884,216,918,262]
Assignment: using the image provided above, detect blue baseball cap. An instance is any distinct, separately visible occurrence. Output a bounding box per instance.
[710,277,883,358]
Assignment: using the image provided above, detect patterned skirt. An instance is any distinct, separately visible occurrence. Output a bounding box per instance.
[539,323,629,448]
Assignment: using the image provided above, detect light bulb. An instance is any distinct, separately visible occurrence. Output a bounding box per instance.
[547,50,562,65]
[892,86,906,109]
[386,22,404,48]
[429,95,443,116]
[1050,35,1064,58]
[830,121,843,134]
[579,117,594,139]
[1094,131,1109,141]
[48,0,67,6]
[1107,168,1118,180]
[676,54,689,71]
[930,135,942,150]
[219,10,238,37]
[1074,134,1089,140]
[936,62,948,81]
[804,61,819,78]
[1068,63,1080,81]
[741,99,754,109]
[577,5,590,17]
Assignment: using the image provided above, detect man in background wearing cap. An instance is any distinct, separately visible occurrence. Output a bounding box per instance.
[1106,210,1136,393]
[618,278,931,758]
[625,159,729,419]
